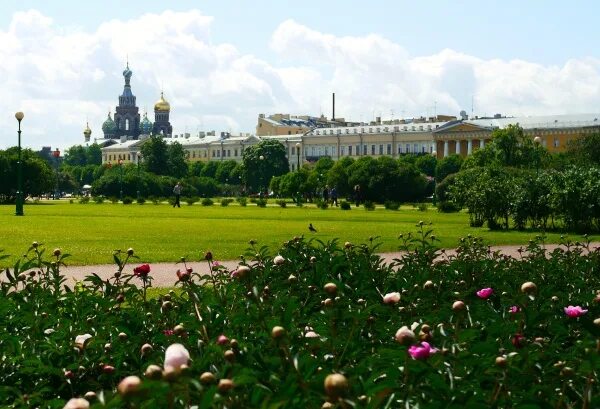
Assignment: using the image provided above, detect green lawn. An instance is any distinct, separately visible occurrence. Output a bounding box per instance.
[0,201,592,266]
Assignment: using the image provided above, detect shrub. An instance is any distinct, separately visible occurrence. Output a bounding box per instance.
[122,197,133,205]
[201,198,213,206]
[363,200,375,211]
[137,197,146,205]
[108,196,118,204]
[417,203,428,212]
[69,199,74,204]
[236,197,247,207]
[276,199,287,208]
[295,201,303,207]
[384,201,400,210]
[315,199,328,209]
[437,201,460,213]
[93,196,105,204]
[220,198,234,207]
[256,198,267,208]
[78,197,90,204]
[340,201,351,210]
[249,197,257,204]
[186,197,199,206]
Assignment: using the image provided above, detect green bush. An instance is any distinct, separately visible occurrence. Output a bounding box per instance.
[363,200,375,211]
[185,197,199,206]
[256,198,267,208]
[78,197,90,204]
[93,196,105,204]
[340,201,351,210]
[436,201,460,213]
[201,198,213,206]
[315,199,328,209]
[69,199,74,204]
[220,198,234,207]
[276,199,287,208]
[108,196,118,204]
[137,197,146,205]
[122,197,133,205]
[417,203,428,212]
[236,197,247,207]
[384,201,400,210]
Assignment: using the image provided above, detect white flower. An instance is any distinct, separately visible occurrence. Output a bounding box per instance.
[394,326,416,345]
[164,343,190,371]
[382,292,401,304]
[305,331,320,339]
[74,334,93,349]
[273,255,285,265]
[44,328,55,335]
[63,398,89,409]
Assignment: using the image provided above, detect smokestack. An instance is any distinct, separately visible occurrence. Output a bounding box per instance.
[332,92,335,122]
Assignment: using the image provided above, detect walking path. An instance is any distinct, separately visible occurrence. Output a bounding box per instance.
[59,242,600,288]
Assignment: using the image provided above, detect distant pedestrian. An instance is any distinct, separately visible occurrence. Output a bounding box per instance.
[354,185,362,207]
[331,187,338,207]
[173,182,181,208]
[322,185,330,202]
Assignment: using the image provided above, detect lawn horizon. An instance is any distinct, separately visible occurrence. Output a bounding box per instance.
[0,201,594,266]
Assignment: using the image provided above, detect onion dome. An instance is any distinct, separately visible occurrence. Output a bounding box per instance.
[83,122,92,142]
[102,112,117,134]
[123,62,132,80]
[154,92,170,112]
[140,112,153,134]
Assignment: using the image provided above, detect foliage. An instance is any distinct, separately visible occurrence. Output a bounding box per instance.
[256,198,268,208]
[384,201,400,210]
[276,199,287,208]
[63,144,102,166]
[566,131,600,166]
[167,142,188,179]
[201,198,214,206]
[315,199,328,209]
[2,233,599,408]
[363,200,375,211]
[0,148,54,201]
[185,197,199,206]
[435,154,463,182]
[78,197,90,204]
[242,140,289,193]
[141,136,169,175]
[220,198,234,207]
[122,197,133,205]
[414,154,437,177]
[340,201,351,210]
[236,197,247,207]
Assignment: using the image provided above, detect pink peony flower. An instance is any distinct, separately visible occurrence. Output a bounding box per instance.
[164,343,190,371]
[509,305,521,314]
[476,288,493,299]
[133,264,151,279]
[394,326,416,345]
[273,255,285,265]
[408,342,438,360]
[564,305,588,318]
[305,331,320,339]
[383,292,401,304]
[216,334,229,345]
[163,329,175,336]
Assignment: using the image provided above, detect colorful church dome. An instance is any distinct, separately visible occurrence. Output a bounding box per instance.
[140,112,153,134]
[102,112,117,134]
[154,92,170,112]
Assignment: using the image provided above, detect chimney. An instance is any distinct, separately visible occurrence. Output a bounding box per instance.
[120,134,126,143]
[332,92,335,121]
[376,116,381,125]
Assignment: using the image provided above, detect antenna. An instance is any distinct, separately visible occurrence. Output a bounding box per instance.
[434,101,437,118]
[471,95,474,117]
[390,109,394,121]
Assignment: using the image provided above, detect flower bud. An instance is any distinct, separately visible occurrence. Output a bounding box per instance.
[495,356,507,367]
[32,241,39,248]
[204,251,213,261]
[310,256,317,263]
[116,293,125,303]
[144,364,163,380]
[174,324,185,336]
[127,248,134,256]
[141,343,153,355]
[235,265,251,278]
[102,364,115,374]
[287,274,297,283]
[53,248,61,257]
[423,280,434,290]
[217,334,229,345]
[344,241,352,249]
[560,367,574,377]
[395,326,416,345]
[117,376,141,397]
[162,300,172,310]
[593,317,600,326]
[323,298,334,307]
[520,282,537,295]
[64,370,74,379]
[324,373,348,399]
[383,292,401,304]
[200,372,216,384]
[324,282,337,295]
[224,349,235,362]
[84,391,96,400]
[452,300,466,311]
[274,255,285,265]
[271,326,285,339]
[218,378,234,393]
[63,398,89,409]
[118,332,128,341]
[104,343,112,351]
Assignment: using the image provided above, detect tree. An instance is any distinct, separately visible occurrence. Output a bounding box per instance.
[435,154,463,182]
[566,132,600,166]
[141,136,169,175]
[86,144,102,165]
[326,157,354,197]
[200,161,219,179]
[64,145,88,166]
[215,160,238,184]
[0,148,54,201]
[167,142,188,179]
[415,154,437,177]
[189,161,205,177]
[242,140,289,193]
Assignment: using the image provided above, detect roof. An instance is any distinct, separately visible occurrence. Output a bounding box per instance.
[468,113,600,130]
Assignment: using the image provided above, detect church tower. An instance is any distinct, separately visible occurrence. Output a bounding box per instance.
[114,62,141,140]
[153,92,173,137]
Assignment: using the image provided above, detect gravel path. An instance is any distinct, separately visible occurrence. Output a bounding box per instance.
[58,242,600,288]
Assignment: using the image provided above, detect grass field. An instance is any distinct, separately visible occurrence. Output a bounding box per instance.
[0,200,593,266]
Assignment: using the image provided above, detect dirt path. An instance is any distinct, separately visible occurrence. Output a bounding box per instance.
[56,242,600,288]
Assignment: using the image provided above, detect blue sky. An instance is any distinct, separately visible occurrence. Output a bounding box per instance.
[1,0,599,149]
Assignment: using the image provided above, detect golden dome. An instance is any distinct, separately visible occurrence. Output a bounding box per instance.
[154,92,170,112]
[83,122,92,135]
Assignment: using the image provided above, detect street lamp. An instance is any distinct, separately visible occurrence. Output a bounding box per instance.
[533,136,542,176]
[15,111,24,216]
[118,159,124,201]
[431,150,437,206]
[259,155,265,197]
[52,148,60,200]
[136,153,142,201]
[295,142,301,171]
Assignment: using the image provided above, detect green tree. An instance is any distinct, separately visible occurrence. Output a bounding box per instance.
[64,145,88,166]
[326,156,354,197]
[141,136,169,175]
[242,140,289,193]
[189,161,205,177]
[0,148,54,200]
[415,154,437,177]
[200,161,219,179]
[215,160,238,184]
[435,154,463,182]
[566,132,600,166]
[167,142,188,179]
[86,144,102,165]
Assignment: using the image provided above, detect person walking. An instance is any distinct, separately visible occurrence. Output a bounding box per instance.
[330,186,338,207]
[173,182,181,208]
[322,185,330,203]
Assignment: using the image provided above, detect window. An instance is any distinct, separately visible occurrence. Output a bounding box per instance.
[414,143,418,152]
[217,150,221,157]
[203,151,207,158]
[353,129,357,134]
[406,143,410,152]
[291,164,295,171]
[419,126,424,131]
[361,128,365,133]
[348,145,353,156]
[412,126,416,131]
[126,119,130,131]
[357,145,360,155]
[291,146,295,155]
[324,147,329,156]
[387,144,392,154]
[337,129,341,134]
[234,149,238,157]
[330,130,334,135]
[227,150,231,157]
[371,145,376,155]
[376,127,381,133]
[345,129,349,134]
[341,146,345,156]
[398,145,402,154]
[212,150,216,157]
[379,144,383,154]
[311,147,316,156]
[553,138,559,148]
[403,126,408,131]
[363,145,367,154]
[369,128,373,133]
[316,131,320,135]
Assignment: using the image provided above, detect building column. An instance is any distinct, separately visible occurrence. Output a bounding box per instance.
[455,140,461,155]
[480,138,485,149]
[443,140,449,157]
[467,139,472,155]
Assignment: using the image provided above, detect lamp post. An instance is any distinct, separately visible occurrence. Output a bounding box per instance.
[431,150,437,206]
[259,155,265,197]
[15,112,24,216]
[118,159,123,201]
[533,136,542,176]
[52,148,60,200]
[295,142,301,171]
[136,153,142,201]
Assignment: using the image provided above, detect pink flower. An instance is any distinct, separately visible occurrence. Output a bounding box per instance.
[163,329,175,336]
[383,292,401,304]
[476,288,493,299]
[164,343,190,371]
[216,334,229,345]
[564,305,588,318]
[509,305,521,314]
[408,342,438,360]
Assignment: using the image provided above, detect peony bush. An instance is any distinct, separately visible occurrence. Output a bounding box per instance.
[0,227,599,408]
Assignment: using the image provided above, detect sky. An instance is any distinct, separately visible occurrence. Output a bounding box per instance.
[1,0,599,150]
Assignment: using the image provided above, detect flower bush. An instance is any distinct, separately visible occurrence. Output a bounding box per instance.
[0,227,599,408]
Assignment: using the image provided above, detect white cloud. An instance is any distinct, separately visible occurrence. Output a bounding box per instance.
[1,12,599,151]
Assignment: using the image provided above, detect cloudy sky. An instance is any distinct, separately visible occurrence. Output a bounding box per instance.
[1,0,599,150]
